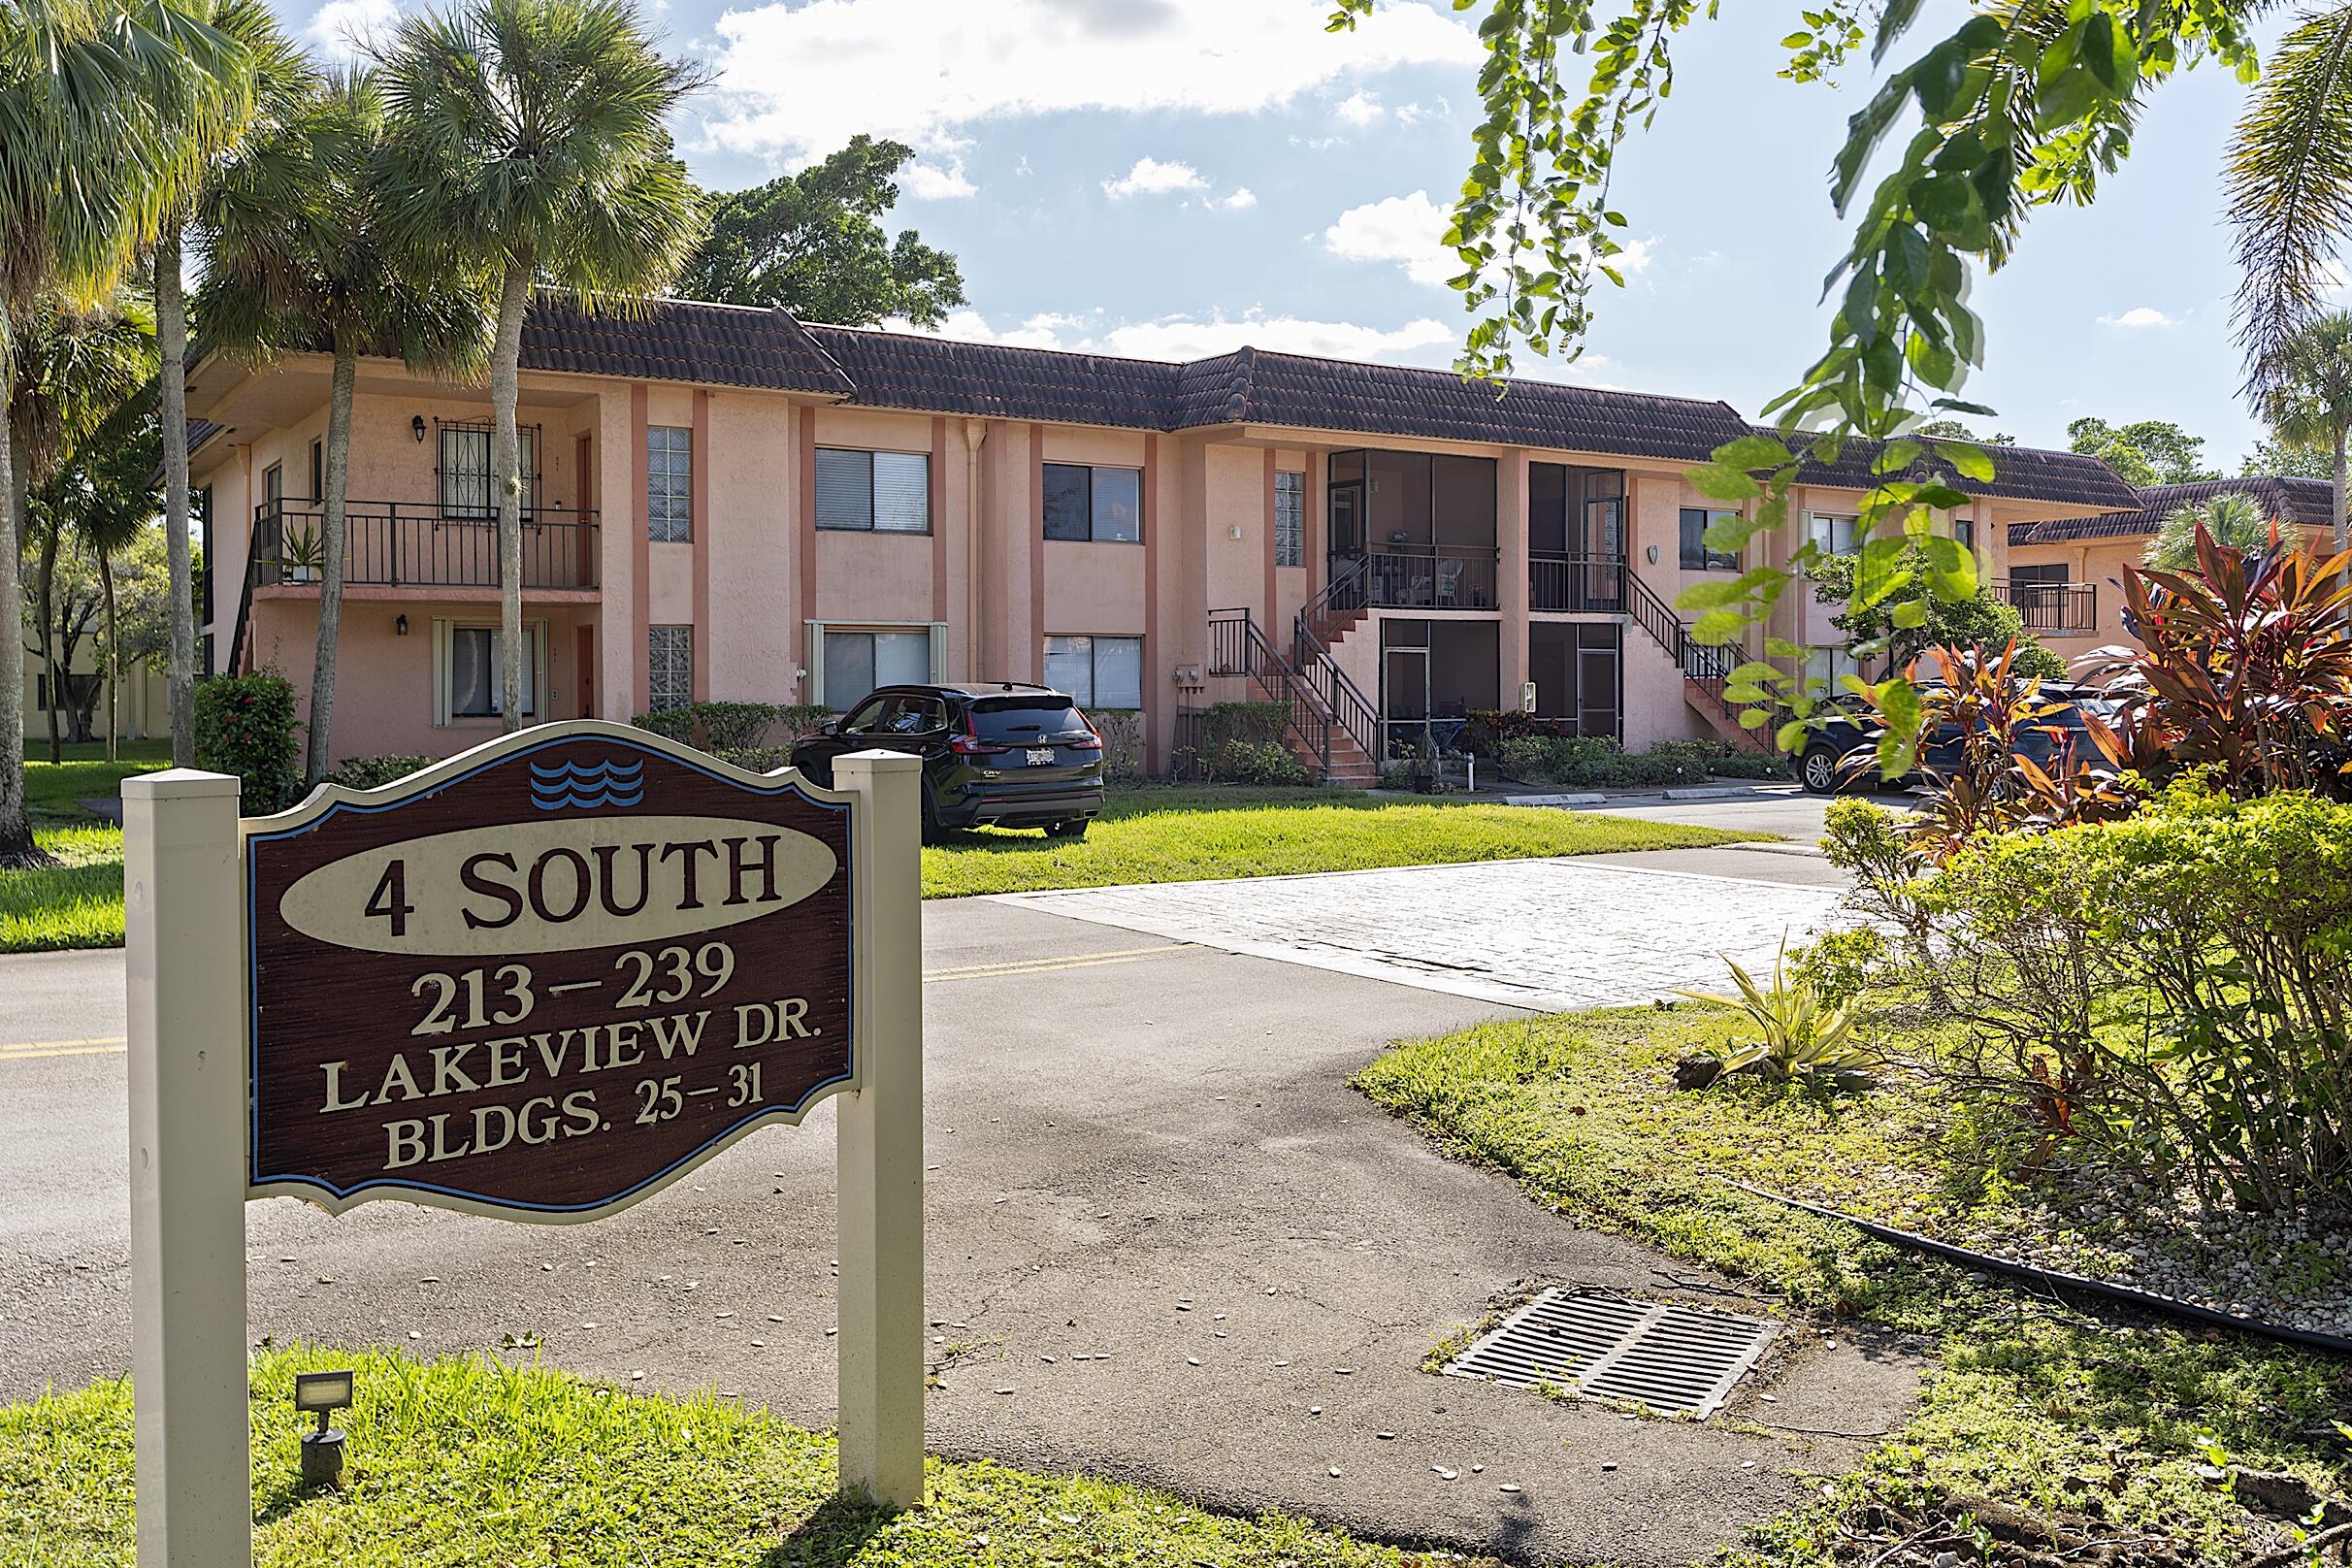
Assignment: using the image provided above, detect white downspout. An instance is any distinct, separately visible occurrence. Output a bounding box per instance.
[963,419,987,680]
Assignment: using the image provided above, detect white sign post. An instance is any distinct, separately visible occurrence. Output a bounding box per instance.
[124,729,928,1565]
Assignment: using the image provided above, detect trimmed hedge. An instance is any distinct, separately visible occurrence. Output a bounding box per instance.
[194,671,302,812]
[323,755,436,791]
[633,702,833,753]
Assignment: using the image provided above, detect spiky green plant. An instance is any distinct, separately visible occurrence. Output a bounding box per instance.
[1677,941,1876,1083]
[2144,491,2278,572]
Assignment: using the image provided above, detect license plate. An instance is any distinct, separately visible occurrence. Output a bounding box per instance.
[1026,747,1055,766]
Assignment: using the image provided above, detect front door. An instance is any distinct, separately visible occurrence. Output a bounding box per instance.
[575,625,595,718]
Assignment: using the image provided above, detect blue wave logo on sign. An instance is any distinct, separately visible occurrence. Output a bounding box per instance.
[529,758,646,810]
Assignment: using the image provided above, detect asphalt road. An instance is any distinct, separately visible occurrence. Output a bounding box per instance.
[0,834,1920,1567]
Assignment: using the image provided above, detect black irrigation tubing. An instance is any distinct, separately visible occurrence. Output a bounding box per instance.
[1714,1175,2352,1358]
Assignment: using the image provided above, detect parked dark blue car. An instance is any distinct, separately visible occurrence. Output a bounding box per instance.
[1791,684,2112,794]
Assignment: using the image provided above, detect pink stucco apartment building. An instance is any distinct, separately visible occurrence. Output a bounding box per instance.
[184,295,2138,780]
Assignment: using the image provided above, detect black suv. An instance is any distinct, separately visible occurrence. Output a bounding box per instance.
[1792,685,2111,794]
[790,683,1106,841]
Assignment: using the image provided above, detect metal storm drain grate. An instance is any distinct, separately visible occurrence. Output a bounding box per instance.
[1444,1290,1779,1419]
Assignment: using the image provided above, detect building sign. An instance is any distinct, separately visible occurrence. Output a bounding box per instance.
[244,733,855,1218]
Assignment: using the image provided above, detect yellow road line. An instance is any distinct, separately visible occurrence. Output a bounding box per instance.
[924,944,1193,982]
[0,1039,126,1062]
[0,1033,125,1055]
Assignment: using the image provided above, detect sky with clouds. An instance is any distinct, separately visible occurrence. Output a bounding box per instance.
[296,0,2292,468]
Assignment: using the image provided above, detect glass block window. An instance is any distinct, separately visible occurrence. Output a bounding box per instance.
[816,448,930,532]
[647,425,692,541]
[647,624,692,712]
[1043,634,1144,708]
[1042,463,1143,542]
[1275,471,1305,568]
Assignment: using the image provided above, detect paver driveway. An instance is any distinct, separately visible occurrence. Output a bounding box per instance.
[996,856,1846,1011]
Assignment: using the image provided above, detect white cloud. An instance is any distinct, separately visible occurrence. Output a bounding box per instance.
[1102,157,1208,199]
[1334,90,1382,126]
[906,307,1460,367]
[306,0,396,60]
[1323,189,1455,285]
[1212,186,1258,211]
[2099,306,2177,329]
[700,0,1481,160]
[900,157,976,199]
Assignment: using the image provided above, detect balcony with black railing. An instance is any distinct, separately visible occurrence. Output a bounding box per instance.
[1323,546,1499,611]
[248,498,601,594]
[1529,553,1627,613]
[1996,578,2097,635]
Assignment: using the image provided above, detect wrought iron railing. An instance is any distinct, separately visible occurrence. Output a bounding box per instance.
[1997,578,2096,634]
[1326,545,1499,610]
[1529,552,1627,613]
[1208,606,1336,782]
[1291,609,1380,765]
[248,498,601,592]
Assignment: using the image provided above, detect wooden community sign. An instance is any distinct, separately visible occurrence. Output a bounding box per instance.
[122,722,927,1568]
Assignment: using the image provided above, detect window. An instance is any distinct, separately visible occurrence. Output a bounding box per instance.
[439,423,539,519]
[1807,513,1860,556]
[1953,513,1976,550]
[1043,634,1144,709]
[448,627,537,718]
[646,425,691,541]
[196,486,213,622]
[646,625,691,712]
[1804,644,1861,695]
[823,629,931,710]
[1679,507,1741,571]
[1274,471,1305,568]
[309,439,323,501]
[816,447,930,533]
[264,462,282,509]
[1042,463,1142,542]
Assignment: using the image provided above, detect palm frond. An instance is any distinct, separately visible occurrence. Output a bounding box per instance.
[2230,4,2352,394]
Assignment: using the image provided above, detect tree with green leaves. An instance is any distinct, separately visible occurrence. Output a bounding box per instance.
[2145,491,2276,572]
[2064,417,2216,488]
[2240,435,2335,480]
[9,294,159,762]
[379,0,706,735]
[200,70,490,784]
[38,385,165,760]
[2263,310,2352,562]
[1810,546,2067,684]
[1913,417,2014,446]
[156,0,310,767]
[681,136,966,327]
[1325,0,2265,774]
[0,0,249,861]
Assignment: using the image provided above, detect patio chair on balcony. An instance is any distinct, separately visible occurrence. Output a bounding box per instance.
[1434,556,1464,607]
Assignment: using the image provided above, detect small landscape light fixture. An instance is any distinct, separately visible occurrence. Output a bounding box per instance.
[395,613,409,637]
[410,413,427,442]
[294,1369,355,1488]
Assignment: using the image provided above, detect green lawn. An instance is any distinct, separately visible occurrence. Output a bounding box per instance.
[920,785,1760,898]
[0,1346,1482,1568]
[1355,1005,2351,1562]
[2,741,171,954]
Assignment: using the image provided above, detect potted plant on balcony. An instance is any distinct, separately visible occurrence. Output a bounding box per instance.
[282,518,324,583]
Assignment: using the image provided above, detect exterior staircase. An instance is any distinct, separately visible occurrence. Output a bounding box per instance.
[1621,570,1773,753]
[1205,606,1383,786]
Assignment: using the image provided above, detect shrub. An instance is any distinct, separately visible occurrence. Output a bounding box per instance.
[631,702,834,753]
[1216,738,1311,786]
[1788,927,1891,1005]
[714,746,794,774]
[1379,763,1414,791]
[1454,709,1573,758]
[1199,702,1290,753]
[1837,783,2352,1211]
[1494,735,1738,789]
[1675,942,1876,1086]
[1091,709,1146,784]
[194,670,302,813]
[322,755,435,791]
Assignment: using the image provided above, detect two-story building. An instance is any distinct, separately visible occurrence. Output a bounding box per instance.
[2006,475,2339,658]
[184,295,2138,780]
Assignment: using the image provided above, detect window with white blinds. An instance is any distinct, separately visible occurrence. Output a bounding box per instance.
[816,448,929,532]
[1043,635,1143,708]
[647,426,692,541]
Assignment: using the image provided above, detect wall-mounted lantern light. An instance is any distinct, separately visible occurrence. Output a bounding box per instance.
[410,414,427,443]
[294,1369,355,1488]
[1645,544,1661,565]
[395,614,409,637]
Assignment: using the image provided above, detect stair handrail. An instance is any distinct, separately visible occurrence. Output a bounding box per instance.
[1620,568,1772,752]
[1207,606,1334,782]
[1296,555,1370,637]
[1291,610,1380,764]
[223,502,272,675]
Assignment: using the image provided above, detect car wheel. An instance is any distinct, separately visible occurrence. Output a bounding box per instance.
[1045,819,1088,840]
[919,791,943,847]
[1799,748,1840,795]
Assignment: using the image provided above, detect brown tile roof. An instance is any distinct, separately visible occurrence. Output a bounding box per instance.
[2008,475,2337,546]
[1770,429,2141,512]
[521,294,852,395]
[804,325,1176,428]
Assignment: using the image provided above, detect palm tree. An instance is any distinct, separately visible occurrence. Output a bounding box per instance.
[198,71,489,784]
[2145,491,2278,572]
[156,0,309,765]
[2262,311,2352,563]
[44,390,165,763]
[0,0,248,864]
[378,0,705,733]
[8,296,159,762]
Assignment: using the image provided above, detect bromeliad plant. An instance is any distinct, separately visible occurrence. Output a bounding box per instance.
[1676,941,1876,1087]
